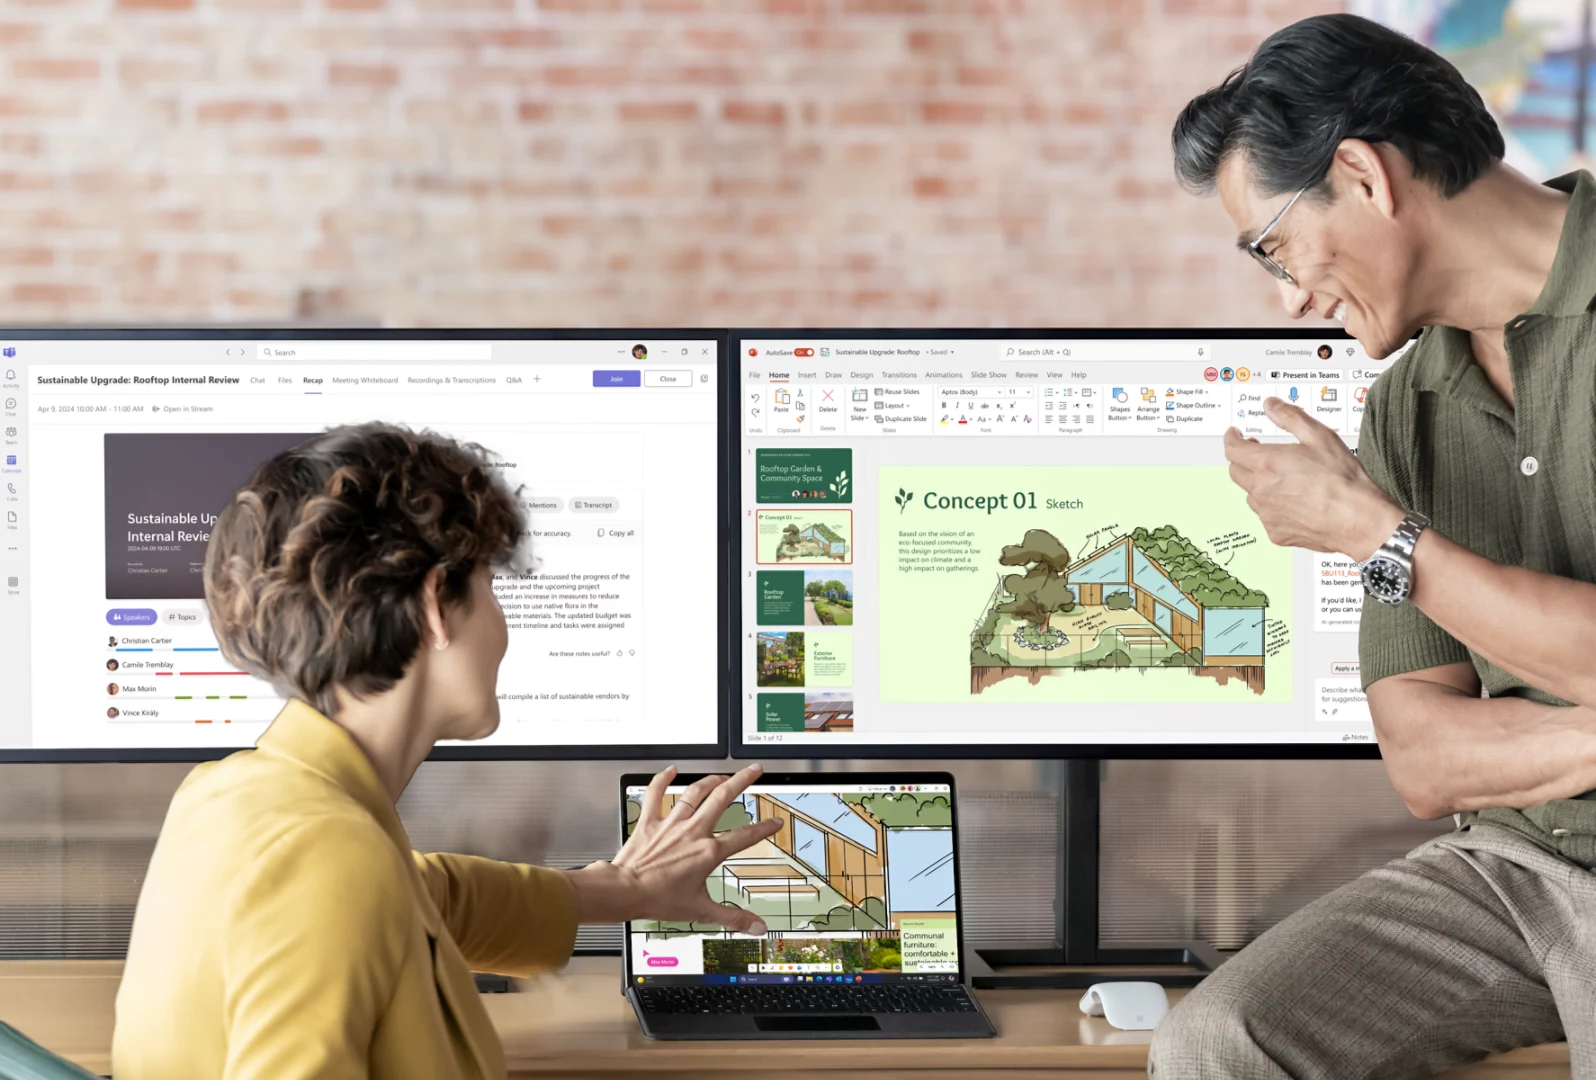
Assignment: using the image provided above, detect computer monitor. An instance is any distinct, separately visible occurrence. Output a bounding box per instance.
[732,329,1385,760]
[0,330,728,761]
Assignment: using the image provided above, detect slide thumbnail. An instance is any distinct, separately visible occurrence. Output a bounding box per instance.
[105,432,314,601]
[754,447,852,504]
[756,631,851,688]
[756,570,855,627]
[756,510,852,565]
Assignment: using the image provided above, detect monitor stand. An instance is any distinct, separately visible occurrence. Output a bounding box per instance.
[969,759,1226,990]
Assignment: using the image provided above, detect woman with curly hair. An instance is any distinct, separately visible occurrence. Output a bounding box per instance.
[113,423,777,1080]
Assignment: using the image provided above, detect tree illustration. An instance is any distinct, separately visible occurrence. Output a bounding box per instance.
[714,800,753,833]
[782,523,800,548]
[996,529,1076,630]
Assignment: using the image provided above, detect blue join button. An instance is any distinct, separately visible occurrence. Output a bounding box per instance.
[592,369,641,388]
[106,608,158,626]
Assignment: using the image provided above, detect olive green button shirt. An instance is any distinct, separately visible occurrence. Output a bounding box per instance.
[1358,169,1596,867]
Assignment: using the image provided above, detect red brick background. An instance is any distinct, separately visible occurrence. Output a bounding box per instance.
[0,0,1342,327]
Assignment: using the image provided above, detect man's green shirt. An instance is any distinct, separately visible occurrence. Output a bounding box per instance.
[1359,169,1596,868]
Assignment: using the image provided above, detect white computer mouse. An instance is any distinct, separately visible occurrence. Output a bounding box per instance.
[1079,981,1169,1030]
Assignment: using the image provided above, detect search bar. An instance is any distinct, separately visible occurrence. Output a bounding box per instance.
[995,341,1210,362]
[257,343,494,361]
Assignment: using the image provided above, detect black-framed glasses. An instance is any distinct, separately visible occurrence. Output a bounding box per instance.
[1246,186,1307,285]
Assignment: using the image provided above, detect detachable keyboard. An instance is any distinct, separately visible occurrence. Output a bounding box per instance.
[637,982,980,1015]
[629,981,995,1039]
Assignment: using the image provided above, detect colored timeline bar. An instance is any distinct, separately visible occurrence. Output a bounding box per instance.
[114,647,220,653]
[107,719,261,725]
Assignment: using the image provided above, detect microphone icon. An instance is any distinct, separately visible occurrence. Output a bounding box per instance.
[1288,386,1299,403]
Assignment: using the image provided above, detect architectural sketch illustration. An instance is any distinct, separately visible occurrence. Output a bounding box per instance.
[777,522,849,562]
[756,509,853,567]
[627,790,954,942]
[970,525,1269,695]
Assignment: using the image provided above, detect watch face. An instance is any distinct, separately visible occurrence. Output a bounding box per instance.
[1362,556,1410,604]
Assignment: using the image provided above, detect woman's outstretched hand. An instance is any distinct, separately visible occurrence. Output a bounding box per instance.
[564,764,783,935]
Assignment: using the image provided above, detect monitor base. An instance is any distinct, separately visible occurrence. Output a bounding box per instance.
[967,941,1225,989]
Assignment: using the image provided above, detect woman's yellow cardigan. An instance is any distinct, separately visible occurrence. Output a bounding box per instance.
[112,699,579,1079]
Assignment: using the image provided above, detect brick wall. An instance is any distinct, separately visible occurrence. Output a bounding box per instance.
[0,0,1342,328]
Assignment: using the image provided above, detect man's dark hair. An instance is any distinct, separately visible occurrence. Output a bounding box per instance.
[1172,14,1503,200]
[203,423,524,716]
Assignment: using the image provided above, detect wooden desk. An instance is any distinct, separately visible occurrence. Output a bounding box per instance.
[0,957,1571,1078]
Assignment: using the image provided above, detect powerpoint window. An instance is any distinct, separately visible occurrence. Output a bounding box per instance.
[0,336,720,754]
[737,335,1389,750]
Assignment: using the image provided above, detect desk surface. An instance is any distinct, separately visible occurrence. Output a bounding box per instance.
[0,957,1571,1078]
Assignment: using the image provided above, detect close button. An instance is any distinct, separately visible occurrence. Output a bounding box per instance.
[644,370,691,387]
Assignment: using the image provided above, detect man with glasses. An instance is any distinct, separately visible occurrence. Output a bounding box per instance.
[1155,12,1596,1079]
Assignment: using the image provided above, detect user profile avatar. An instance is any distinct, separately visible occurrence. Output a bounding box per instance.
[632,344,647,360]
[108,636,117,648]
[106,658,119,672]
[106,707,119,719]
[1317,344,1333,360]
[107,682,119,696]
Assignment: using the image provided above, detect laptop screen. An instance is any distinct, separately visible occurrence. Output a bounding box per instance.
[622,778,961,986]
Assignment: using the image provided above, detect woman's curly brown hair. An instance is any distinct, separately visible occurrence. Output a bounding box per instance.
[203,423,524,716]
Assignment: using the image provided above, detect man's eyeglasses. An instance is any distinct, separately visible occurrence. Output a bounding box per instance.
[1246,186,1307,286]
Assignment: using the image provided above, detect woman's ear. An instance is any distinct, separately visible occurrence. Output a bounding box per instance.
[420,565,450,651]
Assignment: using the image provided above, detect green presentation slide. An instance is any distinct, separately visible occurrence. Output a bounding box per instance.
[879,466,1292,704]
[755,447,852,504]
[758,570,857,627]
[756,692,805,733]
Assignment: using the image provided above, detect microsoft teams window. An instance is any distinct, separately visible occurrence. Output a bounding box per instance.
[737,336,1389,749]
[0,337,719,753]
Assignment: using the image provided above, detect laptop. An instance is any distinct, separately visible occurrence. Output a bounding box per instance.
[619,770,995,1040]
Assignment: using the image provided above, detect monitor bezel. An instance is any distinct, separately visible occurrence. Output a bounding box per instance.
[727,327,1387,762]
[618,768,967,986]
[0,327,730,763]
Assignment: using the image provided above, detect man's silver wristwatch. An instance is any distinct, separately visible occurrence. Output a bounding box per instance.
[1360,511,1430,605]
